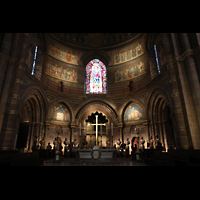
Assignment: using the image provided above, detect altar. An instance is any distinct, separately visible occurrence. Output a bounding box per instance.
[74,113,117,160]
[74,146,117,161]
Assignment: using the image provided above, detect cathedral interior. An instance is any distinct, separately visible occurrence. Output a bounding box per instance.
[1,33,200,166]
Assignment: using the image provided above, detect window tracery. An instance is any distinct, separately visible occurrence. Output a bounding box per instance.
[85,59,107,94]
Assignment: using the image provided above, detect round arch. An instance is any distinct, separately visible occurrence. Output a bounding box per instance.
[118,96,146,124]
[19,84,48,123]
[145,86,176,150]
[145,85,173,121]
[47,98,74,124]
[85,58,107,94]
[17,85,48,151]
[75,101,119,126]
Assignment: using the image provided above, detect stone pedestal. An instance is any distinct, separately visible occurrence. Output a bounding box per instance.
[54,152,61,163]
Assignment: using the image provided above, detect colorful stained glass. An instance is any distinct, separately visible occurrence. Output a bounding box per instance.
[85,59,107,94]
[31,46,38,75]
[154,45,160,74]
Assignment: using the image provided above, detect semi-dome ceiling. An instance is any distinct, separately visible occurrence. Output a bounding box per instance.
[49,33,141,49]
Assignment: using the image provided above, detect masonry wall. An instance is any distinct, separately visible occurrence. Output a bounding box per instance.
[0,33,200,150]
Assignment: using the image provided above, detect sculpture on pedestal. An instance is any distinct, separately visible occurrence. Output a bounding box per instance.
[125,138,130,157]
[125,138,130,145]
[63,138,69,149]
[140,137,145,151]
[53,137,57,151]
[135,126,140,153]
[82,135,88,149]
[73,139,78,149]
[155,135,163,151]
[149,136,154,149]
[47,142,52,150]
[54,125,63,162]
[106,138,111,149]
[32,136,39,150]
[117,138,121,148]
[39,137,45,149]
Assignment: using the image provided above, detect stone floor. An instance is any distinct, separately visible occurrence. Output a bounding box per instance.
[43,158,148,166]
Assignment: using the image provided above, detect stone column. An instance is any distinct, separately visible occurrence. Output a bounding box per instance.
[25,122,32,152]
[117,123,123,144]
[151,122,156,148]
[70,123,76,144]
[39,123,44,142]
[44,122,50,149]
[158,121,164,147]
[196,33,200,46]
[172,33,200,149]
[0,33,31,150]
[0,33,20,133]
[154,121,159,141]
[146,122,150,142]
[161,121,168,151]
[162,33,190,149]
[0,33,14,98]
[29,122,35,151]
[180,33,200,122]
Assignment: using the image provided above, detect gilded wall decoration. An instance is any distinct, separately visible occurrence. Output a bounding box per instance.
[114,44,144,65]
[51,105,70,123]
[46,62,77,82]
[48,44,78,65]
[115,62,145,82]
[124,104,143,122]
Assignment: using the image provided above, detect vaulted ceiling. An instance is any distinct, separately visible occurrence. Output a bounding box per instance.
[48,33,141,49]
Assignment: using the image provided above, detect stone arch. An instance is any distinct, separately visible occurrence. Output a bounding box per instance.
[17,84,48,151]
[145,85,176,150]
[19,84,48,123]
[75,98,118,118]
[80,49,111,67]
[145,84,173,121]
[146,33,161,51]
[75,100,118,126]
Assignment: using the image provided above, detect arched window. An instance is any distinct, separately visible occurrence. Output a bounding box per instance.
[31,46,38,75]
[85,59,107,94]
[58,82,63,92]
[154,44,161,74]
[129,81,134,92]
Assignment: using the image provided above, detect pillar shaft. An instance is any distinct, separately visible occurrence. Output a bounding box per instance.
[162,33,189,149]
[174,33,200,149]
[0,33,31,150]
[0,33,14,98]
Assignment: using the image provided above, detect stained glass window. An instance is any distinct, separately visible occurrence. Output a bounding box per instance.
[85,59,107,94]
[154,44,160,74]
[31,46,38,75]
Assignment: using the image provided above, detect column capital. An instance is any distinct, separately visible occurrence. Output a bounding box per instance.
[117,123,123,128]
[45,121,51,126]
[70,124,76,128]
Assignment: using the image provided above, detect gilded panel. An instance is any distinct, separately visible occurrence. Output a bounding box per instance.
[46,61,77,82]
[48,44,78,65]
[115,62,145,82]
